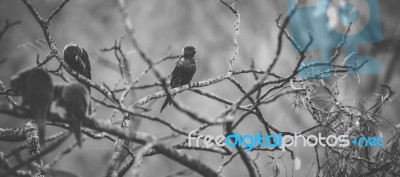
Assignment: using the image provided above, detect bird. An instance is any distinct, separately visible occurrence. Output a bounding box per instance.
[160,46,197,113]
[10,68,53,145]
[63,42,91,113]
[53,82,89,147]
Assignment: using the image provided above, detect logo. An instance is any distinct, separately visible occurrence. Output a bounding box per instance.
[187,131,384,152]
[287,0,383,79]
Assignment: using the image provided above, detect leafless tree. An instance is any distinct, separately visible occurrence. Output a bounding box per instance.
[0,0,398,177]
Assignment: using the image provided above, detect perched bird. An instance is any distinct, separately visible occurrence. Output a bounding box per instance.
[10,68,53,145]
[160,46,197,113]
[63,42,91,113]
[53,82,89,147]
[63,42,91,91]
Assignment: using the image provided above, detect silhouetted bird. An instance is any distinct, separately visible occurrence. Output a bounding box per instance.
[10,68,53,145]
[160,46,197,113]
[53,82,90,147]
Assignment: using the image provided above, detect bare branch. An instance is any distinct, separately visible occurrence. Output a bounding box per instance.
[220,0,240,73]
[0,106,221,177]
[45,0,70,25]
[0,19,22,41]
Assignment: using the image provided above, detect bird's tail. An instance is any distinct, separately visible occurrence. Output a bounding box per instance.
[160,95,175,113]
[36,110,46,146]
[88,88,91,115]
[72,114,82,147]
[82,82,91,115]
[160,97,171,113]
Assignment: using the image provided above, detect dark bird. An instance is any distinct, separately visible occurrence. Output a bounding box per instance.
[160,46,197,113]
[53,82,90,147]
[63,42,91,113]
[63,42,91,91]
[10,68,53,145]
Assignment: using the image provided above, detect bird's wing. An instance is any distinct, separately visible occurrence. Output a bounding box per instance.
[182,58,197,84]
[63,83,89,114]
[80,48,91,80]
[170,59,184,88]
[168,57,181,76]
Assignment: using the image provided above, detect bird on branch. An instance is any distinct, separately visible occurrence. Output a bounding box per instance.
[160,46,197,113]
[63,42,92,113]
[53,82,90,147]
[10,68,53,146]
[63,42,91,92]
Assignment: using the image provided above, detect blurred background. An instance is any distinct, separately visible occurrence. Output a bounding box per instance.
[0,0,399,176]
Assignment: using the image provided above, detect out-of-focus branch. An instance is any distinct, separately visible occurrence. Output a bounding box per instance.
[0,80,18,107]
[117,0,153,69]
[44,138,85,169]
[0,58,7,64]
[0,106,220,177]
[0,19,21,41]
[0,123,45,176]
[225,123,257,177]
[87,114,220,177]
[25,123,44,177]
[129,142,156,177]
[0,152,31,177]
[4,131,69,159]
[2,129,70,177]
[100,38,132,80]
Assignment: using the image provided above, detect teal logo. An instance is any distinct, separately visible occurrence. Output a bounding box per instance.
[287,0,383,79]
